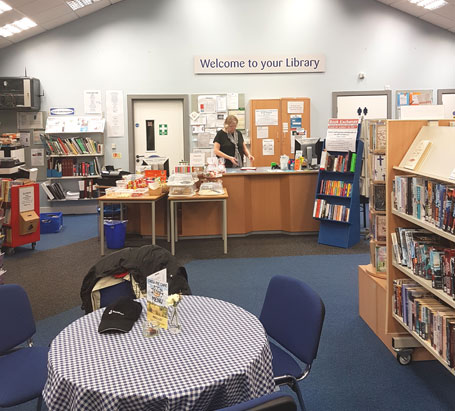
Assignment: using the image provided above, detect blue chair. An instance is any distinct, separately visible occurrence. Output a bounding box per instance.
[0,284,49,410]
[259,276,325,411]
[217,391,297,411]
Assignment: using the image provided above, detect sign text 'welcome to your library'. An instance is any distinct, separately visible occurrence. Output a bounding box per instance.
[194,55,325,74]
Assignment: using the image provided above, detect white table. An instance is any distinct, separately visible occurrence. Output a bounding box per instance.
[43,296,274,410]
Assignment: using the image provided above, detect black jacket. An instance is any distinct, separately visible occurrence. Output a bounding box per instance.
[80,245,191,313]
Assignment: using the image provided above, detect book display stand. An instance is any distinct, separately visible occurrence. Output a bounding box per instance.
[386,119,455,370]
[313,131,363,248]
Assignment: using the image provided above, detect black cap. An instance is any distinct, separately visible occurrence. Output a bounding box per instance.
[98,297,142,334]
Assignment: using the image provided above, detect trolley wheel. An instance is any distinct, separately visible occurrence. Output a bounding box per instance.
[6,247,14,256]
[31,242,36,250]
[397,352,412,366]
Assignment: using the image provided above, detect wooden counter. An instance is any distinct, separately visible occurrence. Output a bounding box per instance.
[126,168,319,238]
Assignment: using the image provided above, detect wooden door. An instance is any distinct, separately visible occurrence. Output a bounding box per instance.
[280,97,311,157]
[249,99,281,167]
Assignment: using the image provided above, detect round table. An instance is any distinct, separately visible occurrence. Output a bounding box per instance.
[43,296,275,410]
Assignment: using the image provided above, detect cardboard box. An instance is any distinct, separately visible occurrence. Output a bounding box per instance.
[19,210,39,235]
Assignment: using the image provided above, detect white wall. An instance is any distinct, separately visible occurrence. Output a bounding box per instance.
[0,0,454,171]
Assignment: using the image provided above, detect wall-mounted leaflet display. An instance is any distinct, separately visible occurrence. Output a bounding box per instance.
[396,89,433,119]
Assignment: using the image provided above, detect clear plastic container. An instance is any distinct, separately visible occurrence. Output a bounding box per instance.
[131,188,148,197]
[169,185,196,197]
[116,180,128,188]
[105,187,119,197]
[199,181,224,196]
[167,173,197,186]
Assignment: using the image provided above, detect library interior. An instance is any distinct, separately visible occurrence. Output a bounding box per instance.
[1,0,455,410]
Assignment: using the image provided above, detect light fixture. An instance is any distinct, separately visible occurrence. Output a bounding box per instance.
[408,0,447,10]
[0,17,37,38]
[66,0,98,11]
[0,1,12,14]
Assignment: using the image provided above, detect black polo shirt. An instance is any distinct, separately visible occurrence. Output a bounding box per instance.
[213,129,245,168]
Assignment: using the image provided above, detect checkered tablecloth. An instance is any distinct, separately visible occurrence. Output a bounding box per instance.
[43,296,275,410]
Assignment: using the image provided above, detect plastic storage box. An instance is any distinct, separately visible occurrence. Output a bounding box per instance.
[167,174,197,197]
[40,212,63,234]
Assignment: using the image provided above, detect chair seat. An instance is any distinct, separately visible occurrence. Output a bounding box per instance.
[0,346,49,407]
[269,341,303,379]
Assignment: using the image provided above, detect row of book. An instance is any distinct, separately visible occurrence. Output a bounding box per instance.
[41,180,99,200]
[313,199,350,222]
[393,175,455,234]
[47,157,101,177]
[391,227,455,297]
[319,150,357,173]
[393,278,455,368]
[40,134,103,156]
[319,179,352,197]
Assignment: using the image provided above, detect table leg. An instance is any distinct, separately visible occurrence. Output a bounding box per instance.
[152,201,156,245]
[120,203,124,221]
[167,200,170,243]
[170,200,175,255]
[174,203,178,243]
[223,199,227,254]
[100,201,105,256]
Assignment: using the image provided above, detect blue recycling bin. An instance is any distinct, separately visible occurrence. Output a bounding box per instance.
[104,220,127,249]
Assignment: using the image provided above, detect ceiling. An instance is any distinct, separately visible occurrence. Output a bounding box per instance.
[376,0,455,32]
[0,0,123,49]
[0,0,453,51]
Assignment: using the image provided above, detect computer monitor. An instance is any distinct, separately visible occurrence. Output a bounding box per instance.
[295,137,320,167]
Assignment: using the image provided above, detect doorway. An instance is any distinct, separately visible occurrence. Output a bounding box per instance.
[127,95,189,173]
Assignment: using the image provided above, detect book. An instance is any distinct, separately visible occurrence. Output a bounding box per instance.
[403,140,432,170]
[41,182,55,200]
[373,184,386,211]
[349,153,357,172]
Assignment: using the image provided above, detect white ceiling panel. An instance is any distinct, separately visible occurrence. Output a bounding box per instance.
[39,11,77,29]
[32,4,73,24]
[377,0,455,32]
[9,25,45,42]
[15,0,67,15]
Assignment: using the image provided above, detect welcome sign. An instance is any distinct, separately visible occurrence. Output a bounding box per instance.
[194,55,325,74]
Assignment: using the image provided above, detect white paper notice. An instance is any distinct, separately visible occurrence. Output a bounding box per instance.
[190,152,206,167]
[325,119,358,153]
[19,186,34,213]
[227,93,239,110]
[205,114,217,129]
[106,90,125,137]
[192,125,205,134]
[84,90,102,114]
[216,95,227,112]
[255,109,278,126]
[229,110,245,129]
[257,126,269,139]
[282,122,289,132]
[31,148,44,167]
[263,139,274,156]
[198,96,217,113]
[288,101,304,114]
[19,132,31,147]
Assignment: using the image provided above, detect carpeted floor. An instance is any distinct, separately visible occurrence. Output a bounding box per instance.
[5,233,370,320]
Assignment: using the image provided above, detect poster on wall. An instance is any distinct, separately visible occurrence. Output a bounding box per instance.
[84,90,102,114]
[106,90,125,137]
[255,109,278,126]
[262,139,274,156]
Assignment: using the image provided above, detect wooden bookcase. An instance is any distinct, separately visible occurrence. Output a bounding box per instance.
[386,119,453,367]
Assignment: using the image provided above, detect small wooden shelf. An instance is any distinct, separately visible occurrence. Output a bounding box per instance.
[48,175,101,180]
[391,209,455,244]
[392,312,455,376]
[392,261,455,309]
[393,166,455,186]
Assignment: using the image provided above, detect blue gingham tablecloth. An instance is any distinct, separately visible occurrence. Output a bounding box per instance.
[43,296,275,411]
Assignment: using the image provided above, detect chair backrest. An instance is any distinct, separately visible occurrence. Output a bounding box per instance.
[217,391,297,411]
[259,275,325,366]
[0,284,36,353]
[99,281,135,308]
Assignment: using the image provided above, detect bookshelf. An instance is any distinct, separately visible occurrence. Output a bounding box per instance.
[313,138,363,248]
[366,120,387,278]
[386,119,454,368]
[42,116,105,208]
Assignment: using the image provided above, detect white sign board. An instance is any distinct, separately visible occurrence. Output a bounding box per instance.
[255,109,278,126]
[19,186,34,212]
[194,55,325,74]
[325,119,358,153]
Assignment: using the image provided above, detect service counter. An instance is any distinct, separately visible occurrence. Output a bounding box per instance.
[126,167,319,238]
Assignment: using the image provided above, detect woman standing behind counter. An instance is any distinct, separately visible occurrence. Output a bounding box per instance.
[213,115,254,168]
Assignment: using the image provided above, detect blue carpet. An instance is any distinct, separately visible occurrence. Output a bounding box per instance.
[6,253,455,411]
[6,214,98,256]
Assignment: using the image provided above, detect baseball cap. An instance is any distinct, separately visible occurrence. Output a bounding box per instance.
[98,297,142,334]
